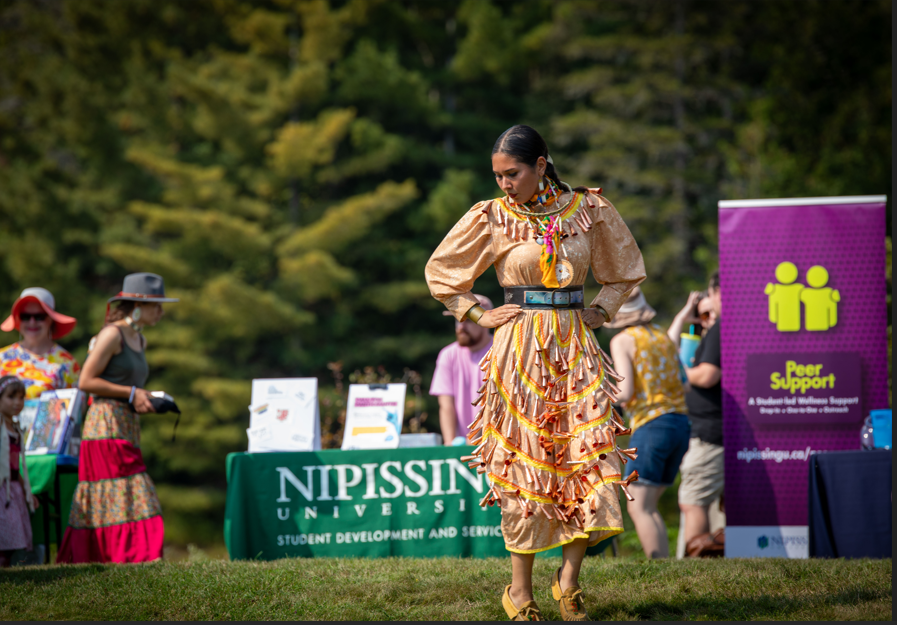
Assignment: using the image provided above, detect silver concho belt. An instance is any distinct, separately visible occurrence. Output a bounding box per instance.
[503,286,584,309]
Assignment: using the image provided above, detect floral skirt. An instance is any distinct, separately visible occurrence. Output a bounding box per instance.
[57,398,163,563]
[464,309,637,553]
[0,480,33,552]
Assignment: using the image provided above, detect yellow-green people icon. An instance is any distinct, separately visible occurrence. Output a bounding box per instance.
[800,265,840,331]
[765,262,839,332]
[765,262,803,331]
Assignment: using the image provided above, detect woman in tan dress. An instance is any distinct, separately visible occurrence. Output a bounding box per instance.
[426,125,645,621]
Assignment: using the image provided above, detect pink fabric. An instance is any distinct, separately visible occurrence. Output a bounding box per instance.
[0,480,33,551]
[429,340,493,432]
[56,515,163,564]
[9,435,19,472]
[78,439,147,482]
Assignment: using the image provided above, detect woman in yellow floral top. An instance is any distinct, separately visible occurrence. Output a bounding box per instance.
[607,286,688,559]
[0,288,79,399]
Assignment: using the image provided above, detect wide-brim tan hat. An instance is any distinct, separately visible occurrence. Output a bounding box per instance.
[605,286,656,329]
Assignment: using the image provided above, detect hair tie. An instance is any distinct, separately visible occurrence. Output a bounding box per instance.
[0,376,20,397]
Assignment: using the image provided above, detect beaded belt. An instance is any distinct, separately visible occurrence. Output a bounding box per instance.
[503,286,584,309]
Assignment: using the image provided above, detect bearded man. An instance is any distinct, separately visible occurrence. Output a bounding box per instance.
[429,294,494,445]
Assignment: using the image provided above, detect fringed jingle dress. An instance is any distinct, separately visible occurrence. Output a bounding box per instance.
[425,188,646,554]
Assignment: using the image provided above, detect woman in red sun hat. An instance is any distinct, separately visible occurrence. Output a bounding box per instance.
[0,288,80,399]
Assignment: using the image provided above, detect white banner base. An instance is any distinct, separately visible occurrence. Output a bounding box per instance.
[725,526,809,558]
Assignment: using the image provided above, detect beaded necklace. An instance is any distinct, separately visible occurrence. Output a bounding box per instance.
[494,180,596,288]
[507,177,567,216]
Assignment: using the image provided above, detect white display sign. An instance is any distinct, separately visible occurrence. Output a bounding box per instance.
[248,378,321,452]
[341,384,406,451]
[725,526,809,559]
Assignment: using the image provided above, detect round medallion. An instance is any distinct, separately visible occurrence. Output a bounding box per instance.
[555,259,574,287]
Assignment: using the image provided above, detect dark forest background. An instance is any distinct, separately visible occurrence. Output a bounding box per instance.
[0,0,890,549]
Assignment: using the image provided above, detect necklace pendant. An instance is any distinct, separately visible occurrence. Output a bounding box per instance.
[536,236,544,245]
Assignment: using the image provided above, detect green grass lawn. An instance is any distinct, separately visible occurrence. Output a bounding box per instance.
[0,556,890,621]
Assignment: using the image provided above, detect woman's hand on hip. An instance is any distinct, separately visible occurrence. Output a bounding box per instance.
[132,388,156,414]
[581,307,606,329]
[478,304,521,329]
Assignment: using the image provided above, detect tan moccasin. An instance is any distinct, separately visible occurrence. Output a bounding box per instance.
[551,568,589,621]
[502,584,544,621]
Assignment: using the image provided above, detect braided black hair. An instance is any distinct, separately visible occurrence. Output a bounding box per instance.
[492,125,563,190]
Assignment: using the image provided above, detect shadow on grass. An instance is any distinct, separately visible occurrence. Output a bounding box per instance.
[594,587,889,620]
[0,563,115,586]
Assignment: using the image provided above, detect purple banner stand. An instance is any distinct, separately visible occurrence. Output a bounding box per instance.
[718,196,888,558]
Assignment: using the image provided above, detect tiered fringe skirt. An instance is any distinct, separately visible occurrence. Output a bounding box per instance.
[463,309,638,553]
[57,398,163,563]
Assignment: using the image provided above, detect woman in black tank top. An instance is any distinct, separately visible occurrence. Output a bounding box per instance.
[57,273,178,564]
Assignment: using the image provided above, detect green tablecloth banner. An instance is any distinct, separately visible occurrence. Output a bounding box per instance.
[225,446,507,560]
[23,455,78,545]
[24,454,58,494]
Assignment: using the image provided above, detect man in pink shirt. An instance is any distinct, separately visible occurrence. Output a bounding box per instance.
[429,294,494,445]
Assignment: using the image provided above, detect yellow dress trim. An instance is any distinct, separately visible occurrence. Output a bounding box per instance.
[482,425,617,477]
[533,315,587,380]
[511,323,554,401]
[552,310,574,347]
[488,474,556,504]
[505,527,624,554]
[492,356,612,441]
[488,472,622,506]
[509,320,603,403]
[481,426,559,473]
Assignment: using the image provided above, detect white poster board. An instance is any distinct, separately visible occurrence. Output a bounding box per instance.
[247,378,320,452]
[342,383,406,450]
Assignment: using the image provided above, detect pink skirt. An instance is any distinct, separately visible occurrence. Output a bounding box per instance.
[57,398,163,564]
[0,480,33,552]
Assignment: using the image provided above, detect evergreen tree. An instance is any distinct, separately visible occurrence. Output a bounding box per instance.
[0,0,888,548]
[534,0,744,312]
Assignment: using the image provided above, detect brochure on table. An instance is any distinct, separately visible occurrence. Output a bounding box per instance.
[25,389,87,455]
[342,383,406,450]
[247,378,320,452]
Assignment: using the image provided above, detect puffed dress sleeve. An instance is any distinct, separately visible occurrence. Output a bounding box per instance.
[425,201,496,322]
[586,193,646,319]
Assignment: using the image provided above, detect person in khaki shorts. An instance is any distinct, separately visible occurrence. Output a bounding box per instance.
[680,272,724,552]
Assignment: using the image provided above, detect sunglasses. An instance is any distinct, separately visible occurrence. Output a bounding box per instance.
[19,313,48,322]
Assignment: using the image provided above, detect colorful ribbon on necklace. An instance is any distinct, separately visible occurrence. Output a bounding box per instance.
[538,216,561,288]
